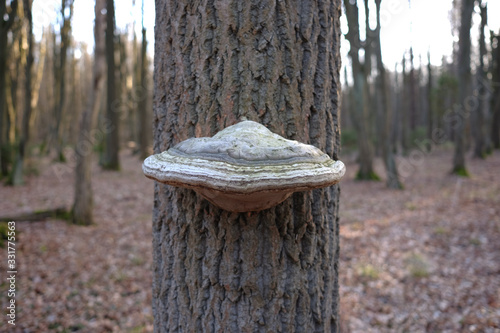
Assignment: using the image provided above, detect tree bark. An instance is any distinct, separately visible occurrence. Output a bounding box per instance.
[152,0,342,331]
[452,0,474,175]
[72,0,106,225]
[102,0,120,170]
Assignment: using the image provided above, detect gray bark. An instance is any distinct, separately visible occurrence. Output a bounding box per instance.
[152,0,342,331]
[72,0,106,225]
[453,0,474,175]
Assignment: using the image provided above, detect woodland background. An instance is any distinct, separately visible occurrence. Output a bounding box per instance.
[0,0,499,331]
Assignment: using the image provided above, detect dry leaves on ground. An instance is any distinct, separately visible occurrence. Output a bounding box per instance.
[0,148,499,332]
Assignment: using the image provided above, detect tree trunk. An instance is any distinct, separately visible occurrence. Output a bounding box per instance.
[344,0,379,180]
[12,0,33,186]
[102,0,120,170]
[138,24,149,160]
[0,0,18,178]
[152,0,342,331]
[490,31,500,149]
[472,1,489,158]
[374,0,402,189]
[52,0,74,162]
[72,0,106,225]
[426,51,433,152]
[453,0,474,175]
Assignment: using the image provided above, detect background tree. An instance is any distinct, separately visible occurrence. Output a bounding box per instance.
[0,0,18,177]
[152,0,342,331]
[472,0,490,158]
[490,30,500,149]
[452,0,474,175]
[72,0,106,225]
[11,0,33,185]
[344,0,379,180]
[138,0,149,160]
[373,0,402,189]
[51,0,74,161]
[102,0,120,170]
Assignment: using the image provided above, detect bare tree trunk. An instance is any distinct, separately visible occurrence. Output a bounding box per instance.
[72,0,106,225]
[401,53,410,152]
[344,0,379,180]
[0,0,18,178]
[138,0,149,160]
[52,0,74,162]
[138,20,149,160]
[426,51,433,152]
[473,1,490,158]
[452,0,474,175]
[12,0,33,186]
[408,47,417,133]
[374,0,402,189]
[490,31,500,149]
[102,0,120,170]
[152,0,342,331]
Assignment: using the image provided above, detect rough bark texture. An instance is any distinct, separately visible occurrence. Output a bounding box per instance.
[453,0,474,175]
[72,0,106,225]
[152,0,342,331]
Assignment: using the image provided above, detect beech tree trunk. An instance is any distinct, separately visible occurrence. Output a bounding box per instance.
[72,0,106,225]
[152,0,342,331]
[452,0,474,175]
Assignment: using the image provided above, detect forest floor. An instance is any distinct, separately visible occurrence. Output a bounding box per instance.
[0,147,499,332]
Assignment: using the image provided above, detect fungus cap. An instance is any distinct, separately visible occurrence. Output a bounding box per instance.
[143,120,345,212]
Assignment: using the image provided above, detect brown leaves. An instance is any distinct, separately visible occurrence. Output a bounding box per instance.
[339,149,500,332]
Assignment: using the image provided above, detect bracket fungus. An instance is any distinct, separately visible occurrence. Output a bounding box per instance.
[143,120,345,212]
